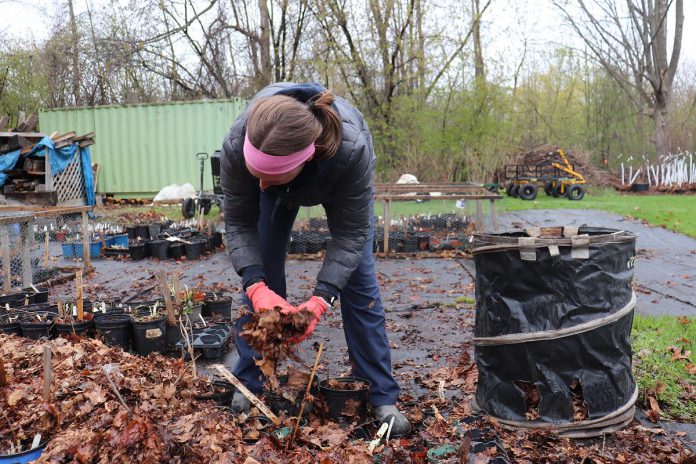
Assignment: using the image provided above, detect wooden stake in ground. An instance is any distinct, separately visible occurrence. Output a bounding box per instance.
[75,270,83,321]
[212,364,280,425]
[0,353,7,387]
[179,318,197,378]
[102,365,131,412]
[172,272,181,303]
[288,343,324,448]
[157,270,176,325]
[43,345,51,402]
[44,230,49,267]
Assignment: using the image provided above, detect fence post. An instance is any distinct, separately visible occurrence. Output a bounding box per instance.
[490,199,499,231]
[0,226,11,293]
[475,199,483,231]
[81,211,90,269]
[21,223,32,288]
[383,198,391,258]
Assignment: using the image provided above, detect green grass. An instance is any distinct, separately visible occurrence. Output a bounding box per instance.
[96,204,221,223]
[496,188,696,238]
[632,314,696,421]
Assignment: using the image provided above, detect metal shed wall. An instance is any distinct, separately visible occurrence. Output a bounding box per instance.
[39,99,246,195]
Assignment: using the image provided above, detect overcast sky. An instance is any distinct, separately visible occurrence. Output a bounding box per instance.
[1,0,695,74]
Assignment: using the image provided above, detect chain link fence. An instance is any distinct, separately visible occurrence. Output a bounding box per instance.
[0,207,91,291]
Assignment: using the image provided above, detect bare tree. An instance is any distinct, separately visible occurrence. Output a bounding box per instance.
[472,0,485,88]
[555,0,684,155]
[67,0,81,105]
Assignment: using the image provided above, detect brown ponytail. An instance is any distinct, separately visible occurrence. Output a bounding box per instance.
[307,91,341,160]
[247,90,341,161]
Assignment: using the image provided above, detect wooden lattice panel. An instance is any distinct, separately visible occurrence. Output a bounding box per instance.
[53,150,86,204]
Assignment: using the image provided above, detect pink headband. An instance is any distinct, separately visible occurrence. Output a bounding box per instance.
[244,133,315,176]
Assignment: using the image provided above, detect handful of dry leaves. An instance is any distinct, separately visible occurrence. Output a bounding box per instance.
[241,308,315,390]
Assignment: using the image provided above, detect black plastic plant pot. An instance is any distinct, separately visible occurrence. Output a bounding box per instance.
[196,380,235,407]
[0,314,22,335]
[319,377,371,421]
[23,303,55,314]
[19,313,56,340]
[416,234,431,252]
[304,233,322,254]
[94,313,132,351]
[206,235,215,252]
[213,232,223,248]
[22,287,49,304]
[241,416,274,444]
[202,295,233,319]
[266,391,299,416]
[169,243,184,260]
[0,293,28,308]
[136,225,150,240]
[165,321,183,352]
[631,182,650,193]
[126,226,139,240]
[55,319,93,338]
[373,233,385,253]
[294,238,307,254]
[148,240,169,260]
[131,315,167,355]
[185,239,206,260]
[148,224,161,240]
[388,233,404,253]
[403,235,419,252]
[129,243,147,261]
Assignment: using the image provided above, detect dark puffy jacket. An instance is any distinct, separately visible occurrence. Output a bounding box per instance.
[220,82,375,293]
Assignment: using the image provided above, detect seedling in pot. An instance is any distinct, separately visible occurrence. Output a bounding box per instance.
[131,302,163,321]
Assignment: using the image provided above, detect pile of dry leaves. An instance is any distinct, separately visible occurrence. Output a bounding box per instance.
[0,334,244,462]
[1,331,694,463]
[0,334,374,463]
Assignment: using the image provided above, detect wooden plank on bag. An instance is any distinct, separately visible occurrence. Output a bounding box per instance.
[50,131,76,143]
[72,132,95,142]
[0,131,46,140]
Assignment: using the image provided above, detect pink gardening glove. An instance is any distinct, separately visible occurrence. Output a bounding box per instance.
[283,296,328,344]
[246,281,295,313]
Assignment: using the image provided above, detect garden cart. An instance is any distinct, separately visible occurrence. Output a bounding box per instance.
[182,151,224,218]
[503,149,587,201]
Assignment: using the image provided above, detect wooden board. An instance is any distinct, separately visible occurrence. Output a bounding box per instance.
[0,132,45,140]
[73,132,96,142]
[50,131,77,143]
[4,191,58,206]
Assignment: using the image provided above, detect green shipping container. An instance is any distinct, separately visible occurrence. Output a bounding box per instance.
[39,99,246,195]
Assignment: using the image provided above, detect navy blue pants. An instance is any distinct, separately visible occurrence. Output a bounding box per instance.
[232,192,400,406]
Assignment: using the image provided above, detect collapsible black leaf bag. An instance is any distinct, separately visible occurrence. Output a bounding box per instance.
[472,226,637,438]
